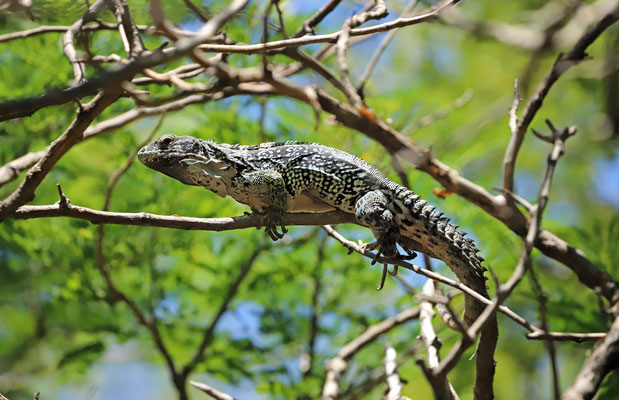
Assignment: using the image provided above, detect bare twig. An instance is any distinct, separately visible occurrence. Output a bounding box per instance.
[190,381,236,400]
[335,0,388,107]
[303,236,327,379]
[321,225,540,333]
[503,78,522,192]
[197,0,461,56]
[339,346,418,400]
[404,90,474,135]
[0,150,47,188]
[0,22,160,43]
[293,0,342,38]
[502,3,619,193]
[63,0,106,85]
[526,332,606,343]
[357,0,420,93]
[182,0,209,22]
[105,0,145,58]
[529,262,560,400]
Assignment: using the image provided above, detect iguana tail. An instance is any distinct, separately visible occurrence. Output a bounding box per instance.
[388,185,498,399]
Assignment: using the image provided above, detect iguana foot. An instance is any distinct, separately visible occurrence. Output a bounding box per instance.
[367,237,414,291]
[364,236,417,264]
[254,209,288,241]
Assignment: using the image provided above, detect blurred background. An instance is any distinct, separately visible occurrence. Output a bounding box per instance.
[0,0,618,399]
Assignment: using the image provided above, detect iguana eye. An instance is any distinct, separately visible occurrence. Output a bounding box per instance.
[157,134,176,149]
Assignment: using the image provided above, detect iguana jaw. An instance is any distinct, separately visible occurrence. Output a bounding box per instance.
[138,147,210,186]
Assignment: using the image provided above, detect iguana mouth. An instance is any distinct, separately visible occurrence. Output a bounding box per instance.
[137,149,207,167]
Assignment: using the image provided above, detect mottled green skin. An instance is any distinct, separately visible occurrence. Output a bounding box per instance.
[138,134,488,322]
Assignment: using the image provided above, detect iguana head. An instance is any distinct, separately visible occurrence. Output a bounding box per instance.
[138,134,236,197]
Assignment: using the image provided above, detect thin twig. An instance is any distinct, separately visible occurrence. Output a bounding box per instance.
[529,263,560,400]
[501,3,619,193]
[182,0,209,22]
[293,0,342,38]
[356,0,419,93]
[526,331,606,342]
[63,0,106,85]
[190,381,236,400]
[336,0,388,107]
[303,235,327,379]
[321,225,541,333]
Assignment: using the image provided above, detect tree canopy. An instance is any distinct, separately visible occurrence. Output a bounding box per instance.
[0,1,618,399]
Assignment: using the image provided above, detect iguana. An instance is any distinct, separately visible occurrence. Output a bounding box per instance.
[138,134,497,392]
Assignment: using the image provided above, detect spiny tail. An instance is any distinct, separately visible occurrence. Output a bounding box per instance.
[388,185,488,323]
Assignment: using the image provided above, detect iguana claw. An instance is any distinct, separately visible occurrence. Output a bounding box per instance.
[255,209,288,241]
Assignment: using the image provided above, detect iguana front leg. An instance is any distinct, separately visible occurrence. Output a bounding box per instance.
[236,169,290,241]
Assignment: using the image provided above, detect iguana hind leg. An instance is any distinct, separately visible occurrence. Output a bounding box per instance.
[355,190,417,261]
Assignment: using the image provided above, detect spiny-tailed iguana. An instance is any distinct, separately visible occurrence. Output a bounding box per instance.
[138,135,497,382]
